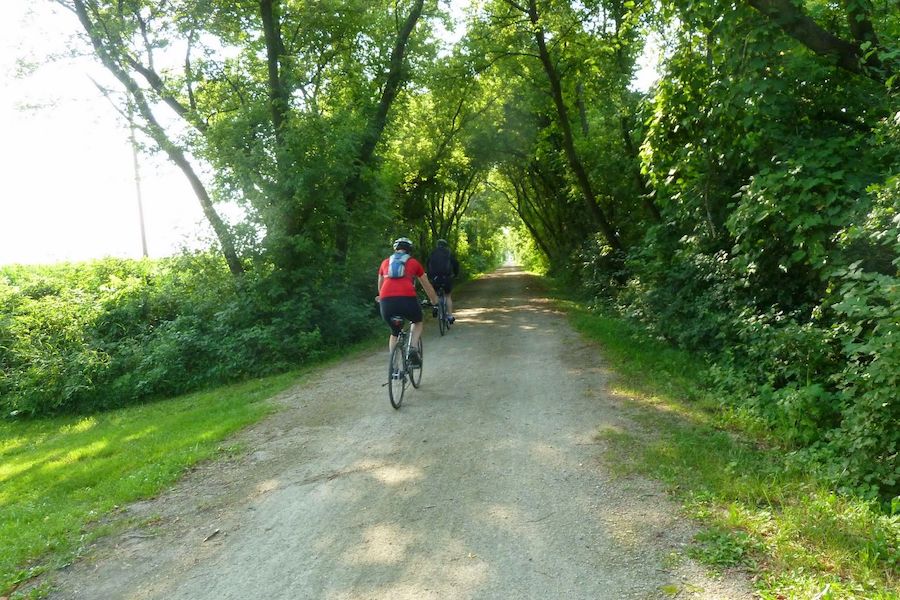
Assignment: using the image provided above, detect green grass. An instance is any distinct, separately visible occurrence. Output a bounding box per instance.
[0,371,301,596]
[560,299,899,600]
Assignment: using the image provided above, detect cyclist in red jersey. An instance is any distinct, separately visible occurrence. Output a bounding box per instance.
[376,237,438,365]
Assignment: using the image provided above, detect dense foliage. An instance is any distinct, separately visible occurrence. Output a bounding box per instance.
[21,0,897,505]
[0,256,356,414]
[0,235,503,417]
[3,1,505,418]
[455,0,898,502]
[621,2,898,502]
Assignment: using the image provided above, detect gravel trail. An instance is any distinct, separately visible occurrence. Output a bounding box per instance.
[41,267,753,600]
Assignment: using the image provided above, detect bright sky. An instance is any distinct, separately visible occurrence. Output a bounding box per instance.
[0,3,208,266]
[0,1,657,267]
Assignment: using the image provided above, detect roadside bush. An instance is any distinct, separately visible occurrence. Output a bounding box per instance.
[817,177,900,499]
[721,310,843,445]
[509,224,548,274]
[0,283,108,415]
[0,253,383,417]
[578,172,899,500]
[622,246,743,351]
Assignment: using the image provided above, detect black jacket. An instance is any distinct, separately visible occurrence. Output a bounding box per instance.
[427,247,459,277]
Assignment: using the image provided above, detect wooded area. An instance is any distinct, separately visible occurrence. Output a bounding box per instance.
[2,0,897,506]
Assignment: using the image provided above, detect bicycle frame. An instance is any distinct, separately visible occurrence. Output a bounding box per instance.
[395,322,412,363]
[387,316,422,409]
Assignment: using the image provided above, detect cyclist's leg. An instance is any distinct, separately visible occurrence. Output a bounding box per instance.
[393,296,424,358]
[408,321,423,366]
[380,297,404,351]
[432,284,440,317]
[443,280,455,318]
[408,307,425,348]
[433,276,450,314]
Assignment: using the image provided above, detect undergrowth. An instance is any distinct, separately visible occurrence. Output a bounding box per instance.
[560,297,899,600]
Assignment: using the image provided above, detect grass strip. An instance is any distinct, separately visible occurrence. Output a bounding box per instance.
[558,298,898,600]
[0,370,301,597]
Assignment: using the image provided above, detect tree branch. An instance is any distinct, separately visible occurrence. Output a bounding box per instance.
[745,0,890,83]
[71,0,243,275]
[184,26,197,112]
[842,0,878,46]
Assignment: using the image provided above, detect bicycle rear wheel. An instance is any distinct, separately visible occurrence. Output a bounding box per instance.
[409,336,423,388]
[387,342,406,409]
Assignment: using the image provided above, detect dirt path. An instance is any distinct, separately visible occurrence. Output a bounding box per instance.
[42,267,753,599]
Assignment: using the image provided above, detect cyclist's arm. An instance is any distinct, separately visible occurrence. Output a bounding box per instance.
[417,274,438,305]
[376,273,384,301]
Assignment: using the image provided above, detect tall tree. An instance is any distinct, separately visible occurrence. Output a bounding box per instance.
[62,0,245,275]
[388,50,501,247]
[335,0,427,261]
[56,0,443,274]
[503,0,624,252]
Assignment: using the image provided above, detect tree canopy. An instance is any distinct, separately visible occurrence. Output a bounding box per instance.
[18,0,900,500]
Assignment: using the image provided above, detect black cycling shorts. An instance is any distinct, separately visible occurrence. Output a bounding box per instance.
[429,274,453,294]
[380,296,423,335]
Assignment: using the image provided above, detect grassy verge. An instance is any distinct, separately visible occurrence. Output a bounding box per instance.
[558,298,898,599]
[0,370,303,597]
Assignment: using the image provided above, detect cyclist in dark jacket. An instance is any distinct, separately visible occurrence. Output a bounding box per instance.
[426,239,460,323]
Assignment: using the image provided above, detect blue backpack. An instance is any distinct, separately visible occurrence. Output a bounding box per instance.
[387,252,411,278]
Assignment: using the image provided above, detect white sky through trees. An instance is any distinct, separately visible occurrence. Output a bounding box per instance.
[1,3,205,266]
[0,1,658,266]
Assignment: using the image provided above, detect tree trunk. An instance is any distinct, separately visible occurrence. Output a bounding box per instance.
[260,0,306,269]
[166,142,245,276]
[524,0,624,253]
[72,0,244,275]
[336,0,425,261]
[575,83,589,136]
[620,116,661,222]
[260,0,288,139]
[504,176,554,261]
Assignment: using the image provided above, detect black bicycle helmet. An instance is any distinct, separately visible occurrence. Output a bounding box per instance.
[393,237,413,251]
[436,239,448,248]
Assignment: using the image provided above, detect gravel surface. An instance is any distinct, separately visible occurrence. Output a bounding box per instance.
[38,267,754,599]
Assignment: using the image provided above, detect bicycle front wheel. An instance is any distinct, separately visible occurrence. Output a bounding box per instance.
[438,298,447,336]
[388,343,406,409]
[409,336,423,388]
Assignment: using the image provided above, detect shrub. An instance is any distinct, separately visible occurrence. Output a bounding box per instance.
[579,174,899,499]
[0,253,383,417]
[817,177,900,499]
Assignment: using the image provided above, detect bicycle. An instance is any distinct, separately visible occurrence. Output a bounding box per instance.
[385,315,423,409]
[434,287,452,336]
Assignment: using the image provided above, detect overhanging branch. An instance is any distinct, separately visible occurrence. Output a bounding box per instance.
[746,0,892,84]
